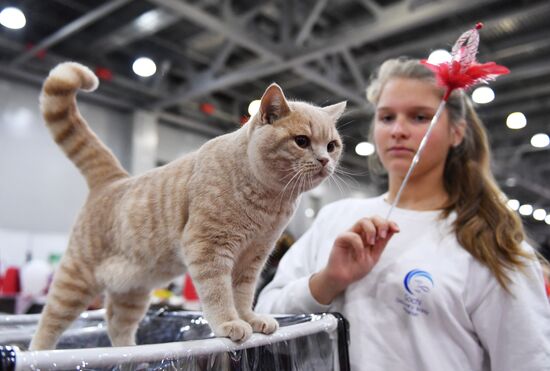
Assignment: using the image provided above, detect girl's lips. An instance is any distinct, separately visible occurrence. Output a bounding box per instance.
[387,146,414,154]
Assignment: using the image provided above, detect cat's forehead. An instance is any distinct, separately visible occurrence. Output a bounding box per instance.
[284,101,337,135]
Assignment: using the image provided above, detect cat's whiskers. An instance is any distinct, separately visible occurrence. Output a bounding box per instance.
[279,167,298,182]
[334,165,370,177]
[276,168,304,210]
[289,168,306,200]
[333,169,361,189]
[328,172,345,196]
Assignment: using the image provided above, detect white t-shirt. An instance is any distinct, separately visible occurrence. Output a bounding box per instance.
[255,195,550,371]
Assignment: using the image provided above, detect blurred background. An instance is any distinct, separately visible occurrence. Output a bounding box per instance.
[0,0,549,309]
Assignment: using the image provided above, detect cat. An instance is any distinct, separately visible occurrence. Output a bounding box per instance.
[29,62,345,350]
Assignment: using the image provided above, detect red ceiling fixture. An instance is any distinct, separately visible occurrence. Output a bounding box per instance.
[240,115,249,125]
[95,66,113,81]
[25,43,46,60]
[199,102,215,115]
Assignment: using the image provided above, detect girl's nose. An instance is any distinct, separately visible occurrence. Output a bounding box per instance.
[390,115,410,139]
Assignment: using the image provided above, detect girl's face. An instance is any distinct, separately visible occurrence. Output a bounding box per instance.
[373,77,464,179]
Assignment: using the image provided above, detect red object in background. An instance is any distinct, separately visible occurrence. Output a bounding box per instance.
[199,102,216,116]
[544,276,550,298]
[182,273,199,302]
[240,115,249,125]
[25,43,47,60]
[2,267,20,295]
[95,66,113,81]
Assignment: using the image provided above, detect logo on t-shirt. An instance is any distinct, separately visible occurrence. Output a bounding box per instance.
[396,269,434,316]
[404,269,434,297]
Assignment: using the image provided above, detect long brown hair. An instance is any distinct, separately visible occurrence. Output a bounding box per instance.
[366,58,531,291]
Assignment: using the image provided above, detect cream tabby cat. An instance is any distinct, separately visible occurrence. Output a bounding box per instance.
[30,62,345,350]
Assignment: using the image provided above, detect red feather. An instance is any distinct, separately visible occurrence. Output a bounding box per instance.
[422,23,510,100]
[421,60,509,99]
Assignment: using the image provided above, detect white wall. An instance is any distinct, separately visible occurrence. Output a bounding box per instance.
[157,123,210,163]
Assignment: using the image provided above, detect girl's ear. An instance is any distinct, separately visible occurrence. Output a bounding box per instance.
[451,120,467,147]
[259,83,291,125]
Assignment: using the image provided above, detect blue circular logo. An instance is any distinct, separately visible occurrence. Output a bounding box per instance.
[403,269,434,296]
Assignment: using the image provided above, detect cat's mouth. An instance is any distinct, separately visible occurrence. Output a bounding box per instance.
[316,167,331,179]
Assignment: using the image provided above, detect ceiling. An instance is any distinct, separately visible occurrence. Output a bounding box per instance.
[0,0,548,248]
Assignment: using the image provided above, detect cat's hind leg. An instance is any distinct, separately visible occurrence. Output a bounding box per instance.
[29,257,99,350]
[105,289,151,347]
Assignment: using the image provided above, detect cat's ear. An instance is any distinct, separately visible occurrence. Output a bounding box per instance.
[323,101,347,122]
[259,83,291,125]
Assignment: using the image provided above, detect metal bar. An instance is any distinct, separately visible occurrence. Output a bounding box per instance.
[147,0,280,60]
[295,0,328,46]
[210,42,235,75]
[341,49,366,91]
[293,65,367,106]
[10,0,132,67]
[152,0,498,108]
[14,315,339,370]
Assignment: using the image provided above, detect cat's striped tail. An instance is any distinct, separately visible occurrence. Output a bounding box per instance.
[41,62,129,189]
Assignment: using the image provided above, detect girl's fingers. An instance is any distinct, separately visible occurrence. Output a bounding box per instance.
[351,218,376,246]
[338,232,364,259]
[389,221,400,233]
[371,216,391,240]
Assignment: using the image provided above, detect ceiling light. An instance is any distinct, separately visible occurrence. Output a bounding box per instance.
[530,133,549,148]
[506,112,526,130]
[132,57,156,77]
[427,49,451,64]
[135,10,163,32]
[545,215,550,225]
[505,177,517,187]
[248,100,261,116]
[304,208,315,218]
[471,86,494,104]
[355,142,375,156]
[518,204,533,216]
[533,209,547,221]
[0,7,26,29]
[506,199,519,211]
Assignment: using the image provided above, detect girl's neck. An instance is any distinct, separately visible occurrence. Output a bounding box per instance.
[386,169,449,211]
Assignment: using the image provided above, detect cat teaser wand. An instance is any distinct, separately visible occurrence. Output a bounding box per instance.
[385,23,510,219]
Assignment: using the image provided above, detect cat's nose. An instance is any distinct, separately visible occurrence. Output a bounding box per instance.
[317,157,329,167]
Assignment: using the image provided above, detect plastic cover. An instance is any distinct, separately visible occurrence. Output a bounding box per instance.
[0,309,350,371]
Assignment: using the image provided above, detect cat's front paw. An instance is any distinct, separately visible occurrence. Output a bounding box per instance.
[246,314,279,335]
[214,319,253,342]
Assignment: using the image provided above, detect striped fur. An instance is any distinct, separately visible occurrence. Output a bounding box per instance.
[30,62,346,350]
[40,62,129,189]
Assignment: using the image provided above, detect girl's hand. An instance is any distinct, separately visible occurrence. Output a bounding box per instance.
[310,216,399,304]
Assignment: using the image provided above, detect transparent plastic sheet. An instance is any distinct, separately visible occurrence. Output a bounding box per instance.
[0,309,350,371]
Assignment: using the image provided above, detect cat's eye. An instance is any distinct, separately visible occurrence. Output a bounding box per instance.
[327,141,337,153]
[294,135,310,148]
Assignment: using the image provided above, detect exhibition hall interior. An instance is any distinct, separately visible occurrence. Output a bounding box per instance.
[0,0,549,369]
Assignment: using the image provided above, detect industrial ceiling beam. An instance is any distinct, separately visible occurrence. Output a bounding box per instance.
[151,0,499,109]
[10,0,132,67]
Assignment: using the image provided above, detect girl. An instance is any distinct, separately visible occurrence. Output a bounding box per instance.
[256,58,550,371]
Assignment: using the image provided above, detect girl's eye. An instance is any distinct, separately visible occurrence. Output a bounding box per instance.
[414,113,431,123]
[379,114,394,123]
[294,135,310,148]
[327,141,337,153]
